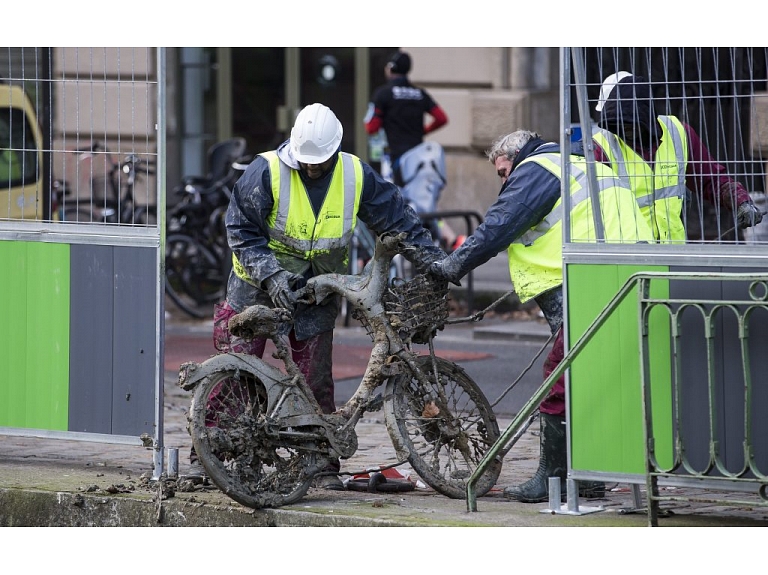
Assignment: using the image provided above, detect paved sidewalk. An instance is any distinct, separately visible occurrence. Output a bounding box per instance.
[2,316,767,527]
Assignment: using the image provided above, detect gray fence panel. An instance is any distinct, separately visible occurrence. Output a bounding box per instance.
[111,246,157,437]
[69,243,115,434]
[670,268,768,477]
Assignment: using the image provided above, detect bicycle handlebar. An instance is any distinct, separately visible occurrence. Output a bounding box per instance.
[298,233,405,307]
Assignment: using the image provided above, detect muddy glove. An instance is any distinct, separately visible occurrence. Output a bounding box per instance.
[402,243,447,275]
[427,258,462,287]
[264,270,302,312]
[736,200,764,228]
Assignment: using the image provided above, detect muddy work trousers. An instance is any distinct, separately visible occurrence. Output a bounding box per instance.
[213,301,337,415]
[535,287,566,417]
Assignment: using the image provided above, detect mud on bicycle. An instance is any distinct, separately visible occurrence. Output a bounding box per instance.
[178,232,503,509]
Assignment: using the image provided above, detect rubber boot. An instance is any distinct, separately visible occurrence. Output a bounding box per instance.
[503,413,567,503]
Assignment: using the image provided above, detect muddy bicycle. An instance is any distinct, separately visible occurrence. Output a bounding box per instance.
[178,232,503,509]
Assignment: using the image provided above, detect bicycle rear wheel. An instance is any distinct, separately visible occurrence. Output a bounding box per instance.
[384,356,502,498]
[165,233,226,319]
[189,368,320,509]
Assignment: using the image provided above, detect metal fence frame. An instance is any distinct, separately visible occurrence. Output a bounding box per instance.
[0,48,167,479]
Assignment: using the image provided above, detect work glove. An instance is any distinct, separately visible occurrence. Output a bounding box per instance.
[402,243,447,275]
[736,200,764,229]
[427,258,462,287]
[264,270,302,313]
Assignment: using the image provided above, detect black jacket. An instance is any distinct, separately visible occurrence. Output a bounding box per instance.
[369,76,440,162]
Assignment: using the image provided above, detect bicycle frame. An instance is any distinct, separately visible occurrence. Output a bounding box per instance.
[179,233,425,456]
[301,233,423,424]
[179,231,502,508]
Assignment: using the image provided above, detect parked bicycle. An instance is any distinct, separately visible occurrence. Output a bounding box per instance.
[178,232,503,509]
[165,138,248,319]
[57,142,157,225]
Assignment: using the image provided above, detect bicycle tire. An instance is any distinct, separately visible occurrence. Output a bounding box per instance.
[129,204,157,226]
[60,206,98,223]
[383,356,502,498]
[189,368,319,509]
[165,233,225,319]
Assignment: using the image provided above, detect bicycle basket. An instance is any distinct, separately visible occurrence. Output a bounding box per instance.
[353,274,450,344]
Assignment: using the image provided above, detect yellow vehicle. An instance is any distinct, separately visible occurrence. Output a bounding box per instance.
[0,84,44,219]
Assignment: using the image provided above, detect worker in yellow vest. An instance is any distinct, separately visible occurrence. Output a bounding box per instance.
[428,129,653,503]
[592,71,762,242]
[190,103,444,489]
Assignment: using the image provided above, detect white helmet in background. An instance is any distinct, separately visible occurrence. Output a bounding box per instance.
[290,103,343,163]
[595,71,633,112]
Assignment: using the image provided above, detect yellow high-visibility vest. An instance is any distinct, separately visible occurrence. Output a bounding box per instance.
[233,151,364,284]
[507,153,653,302]
[593,115,688,241]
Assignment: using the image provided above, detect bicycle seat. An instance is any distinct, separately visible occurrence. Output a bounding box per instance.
[206,138,247,182]
[175,137,247,197]
[228,304,292,340]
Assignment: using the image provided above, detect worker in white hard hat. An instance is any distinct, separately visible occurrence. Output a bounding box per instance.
[191,103,445,489]
[592,71,762,242]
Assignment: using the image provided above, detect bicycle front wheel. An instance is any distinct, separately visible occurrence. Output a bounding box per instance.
[384,356,502,498]
[189,368,320,509]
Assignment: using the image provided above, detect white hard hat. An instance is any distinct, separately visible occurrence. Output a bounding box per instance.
[595,71,633,112]
[290,103,343,163]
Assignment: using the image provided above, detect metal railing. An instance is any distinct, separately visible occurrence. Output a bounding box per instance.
[467,271,768,526]
[638,272,768,525]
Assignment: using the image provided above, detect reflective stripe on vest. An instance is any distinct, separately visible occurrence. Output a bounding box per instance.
[514,154,618,247]
[266,152,361,252]
[592,115,688,241]
[233,151,363,284]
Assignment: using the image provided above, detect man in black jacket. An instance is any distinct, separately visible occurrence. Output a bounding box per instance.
[364,50,449,186]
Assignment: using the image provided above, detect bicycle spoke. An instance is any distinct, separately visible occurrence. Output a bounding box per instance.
[189,369,323,509]
[384,356,502,498]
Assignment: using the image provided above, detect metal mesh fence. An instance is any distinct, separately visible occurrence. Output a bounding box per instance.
[567,47,768,246]
[1,47,158,226]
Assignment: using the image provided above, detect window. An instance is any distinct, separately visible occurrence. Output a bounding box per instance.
[0,107,38,188]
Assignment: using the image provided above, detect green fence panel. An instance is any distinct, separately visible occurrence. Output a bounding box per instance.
[0,241,69,430]
[567,263,673,475]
